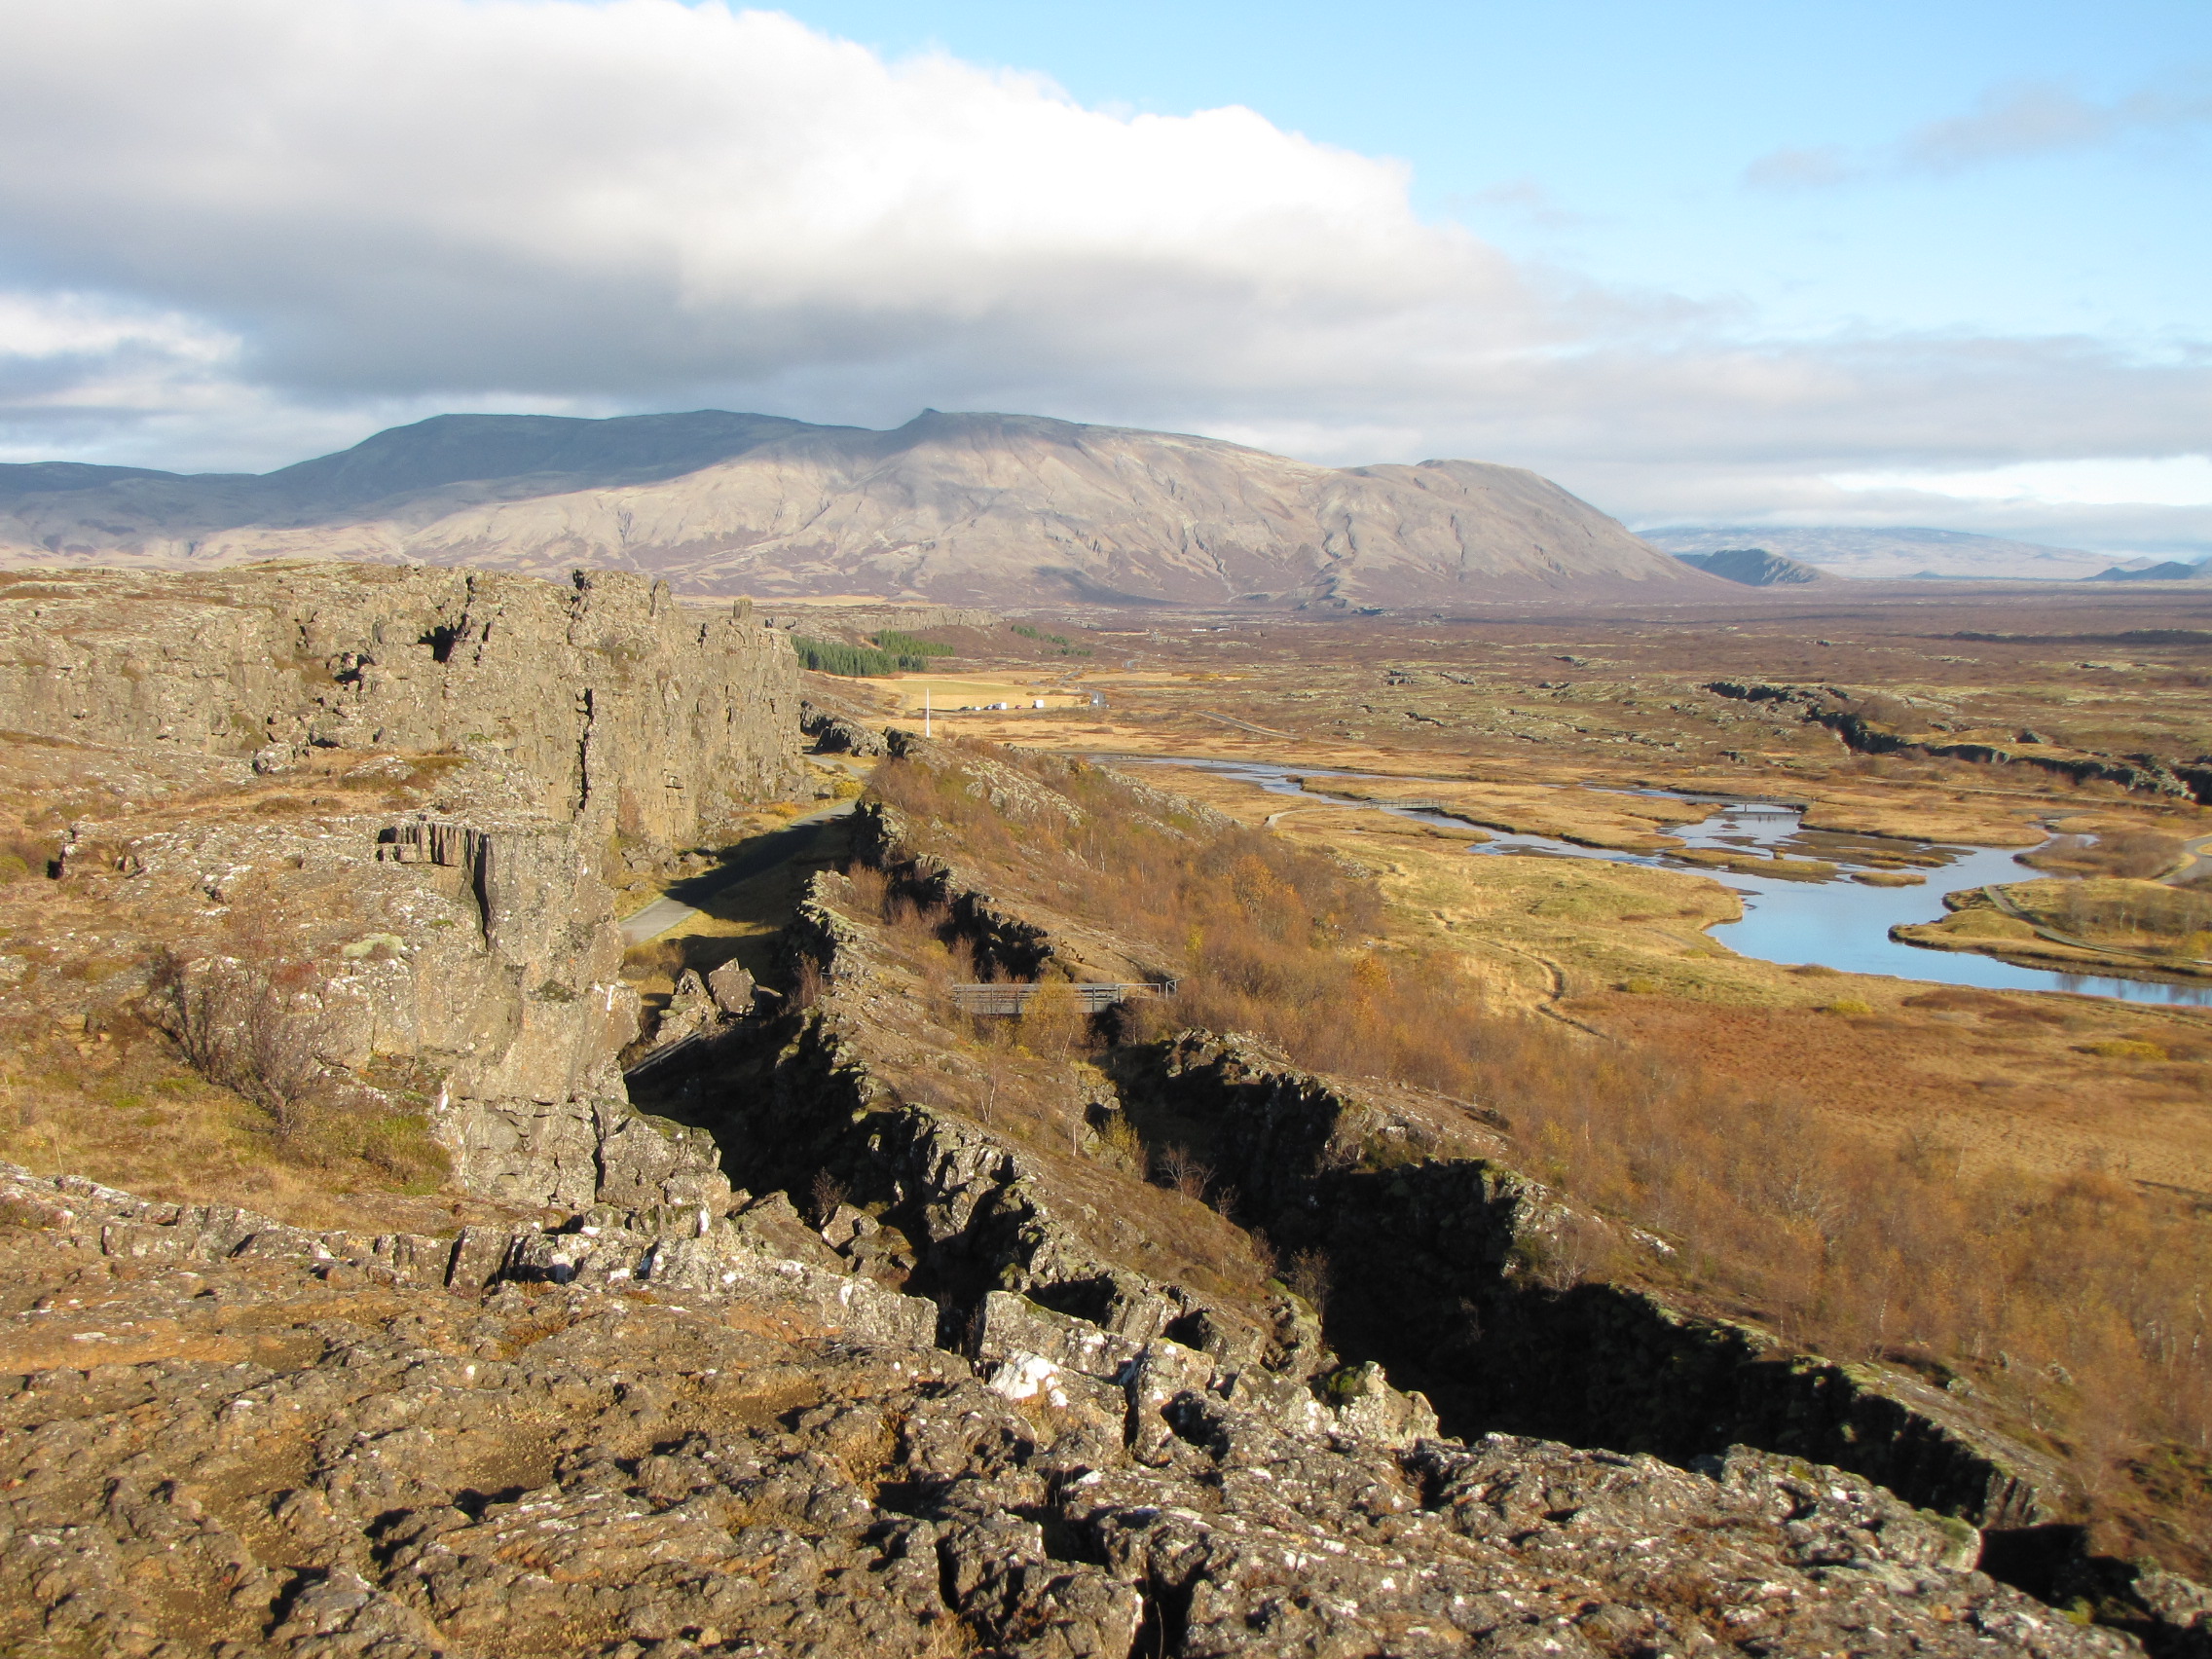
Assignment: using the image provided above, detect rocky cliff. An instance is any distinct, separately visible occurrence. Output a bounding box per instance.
[0,562,799,843]
[0,562,803,1213]
[6,674,2212,1653]
[751,791,2064,1531]
[0,409,1706,607]
[573,743,2210,1653]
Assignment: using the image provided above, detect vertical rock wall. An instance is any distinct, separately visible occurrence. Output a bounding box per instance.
[0,561,801,844]
[2,561,803,1211]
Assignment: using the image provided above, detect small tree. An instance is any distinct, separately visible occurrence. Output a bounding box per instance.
[1153,1142,1212,1201]
[150,949,331,1139]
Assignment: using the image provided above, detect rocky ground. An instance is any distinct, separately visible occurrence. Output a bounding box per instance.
[1,1160,2178,1659]
[4,568,2210,1657]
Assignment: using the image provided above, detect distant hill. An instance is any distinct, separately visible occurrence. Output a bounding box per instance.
[1674,547,1825,586]
[2086,559,2212,582]
[0,410,1703,608]
[1640,525,2116,581]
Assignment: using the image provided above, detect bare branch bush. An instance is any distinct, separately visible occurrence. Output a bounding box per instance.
[1284,1247,1332,1310]
[810,1168,850,1226]
[1152,1142,1212,1201]
[149,947,333,1140]
[790,955,827,1011]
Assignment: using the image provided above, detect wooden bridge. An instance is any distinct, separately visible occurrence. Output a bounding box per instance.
[951,980,1175,1016]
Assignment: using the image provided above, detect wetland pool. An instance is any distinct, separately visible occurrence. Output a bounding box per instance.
[1124,756,2212,1009]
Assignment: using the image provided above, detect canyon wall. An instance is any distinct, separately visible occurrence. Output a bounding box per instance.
[0,560,802,842]
[0,560,804,1209]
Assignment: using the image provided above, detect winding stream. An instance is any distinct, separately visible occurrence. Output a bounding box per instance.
[1122,756,2212,1008]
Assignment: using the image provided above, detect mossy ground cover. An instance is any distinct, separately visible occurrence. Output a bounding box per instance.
[0,739,569,1234]
[0,1012,473,1234]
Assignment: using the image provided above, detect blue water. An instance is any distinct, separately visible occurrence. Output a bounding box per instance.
[1121,756,2212,1008]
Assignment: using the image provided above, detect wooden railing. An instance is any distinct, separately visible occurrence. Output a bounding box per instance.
[950,980,1175,1016]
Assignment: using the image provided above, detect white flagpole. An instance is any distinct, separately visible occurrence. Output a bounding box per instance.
[924,685,931,739]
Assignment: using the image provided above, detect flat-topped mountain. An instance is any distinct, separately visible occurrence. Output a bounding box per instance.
[0,409,1702,607]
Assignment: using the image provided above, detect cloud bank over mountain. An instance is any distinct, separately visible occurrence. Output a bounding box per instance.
[0,0,2204,553]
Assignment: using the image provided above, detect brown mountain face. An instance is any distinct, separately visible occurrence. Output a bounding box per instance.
[0,409,1702,606]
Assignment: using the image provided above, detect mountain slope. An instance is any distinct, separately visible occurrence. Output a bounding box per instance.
[1641,525,2113,581]
[2087,559,2212,582]
[0,409,1699,606]
[1675,546,1826,585]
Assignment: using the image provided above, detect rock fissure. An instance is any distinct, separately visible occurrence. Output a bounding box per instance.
[635,784,2102,1601]
[2,567,2208,1653]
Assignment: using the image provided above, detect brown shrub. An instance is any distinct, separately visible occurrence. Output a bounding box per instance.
[2026,830,2191,881]
[791,955,827,1012]
[810,1168,849,1225]
[1152,1142,1212,1201]
[1284,1247,1332,1309]
[0,830,54,882]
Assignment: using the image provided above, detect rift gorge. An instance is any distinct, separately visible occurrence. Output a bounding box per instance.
[0,412,2208,1659]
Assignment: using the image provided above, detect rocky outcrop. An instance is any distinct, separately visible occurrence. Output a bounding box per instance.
[1114,1029,2068,1532]
[716,998,1325,1396]
[0,1160,2164,1659]
[0,561,801,841]
[1,563,805,1213]
[800,699,888,757]
[41,766,721,1212]
[814,793,2073,1535]
[1704,681,2212,803]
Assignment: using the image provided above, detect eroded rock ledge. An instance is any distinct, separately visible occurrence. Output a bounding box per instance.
[0,562,801,838]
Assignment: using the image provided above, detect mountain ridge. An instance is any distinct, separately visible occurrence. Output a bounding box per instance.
[0,409,1705,607]
[1639,524,2127,581]
[1675,546,1827,586]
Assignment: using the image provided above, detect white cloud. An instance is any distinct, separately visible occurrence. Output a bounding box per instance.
[1746,74,2212,189]
[1903,78,2212,173]
[0,0,1541,403]
[0,292,234,367]
[1830,457,2212,508]
[0,0,2205,551]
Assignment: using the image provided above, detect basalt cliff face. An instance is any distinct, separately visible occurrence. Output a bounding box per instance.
[0,562,802,1212]
[0,561,798,843]
[0,410,1704,607]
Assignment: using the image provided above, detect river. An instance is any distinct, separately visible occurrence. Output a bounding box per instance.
[1120,756,2212,1009]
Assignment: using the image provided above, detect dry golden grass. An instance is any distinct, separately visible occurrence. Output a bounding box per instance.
[0,1010,481,1235]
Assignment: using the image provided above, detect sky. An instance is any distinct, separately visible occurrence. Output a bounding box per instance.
[0,0,2206,552]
